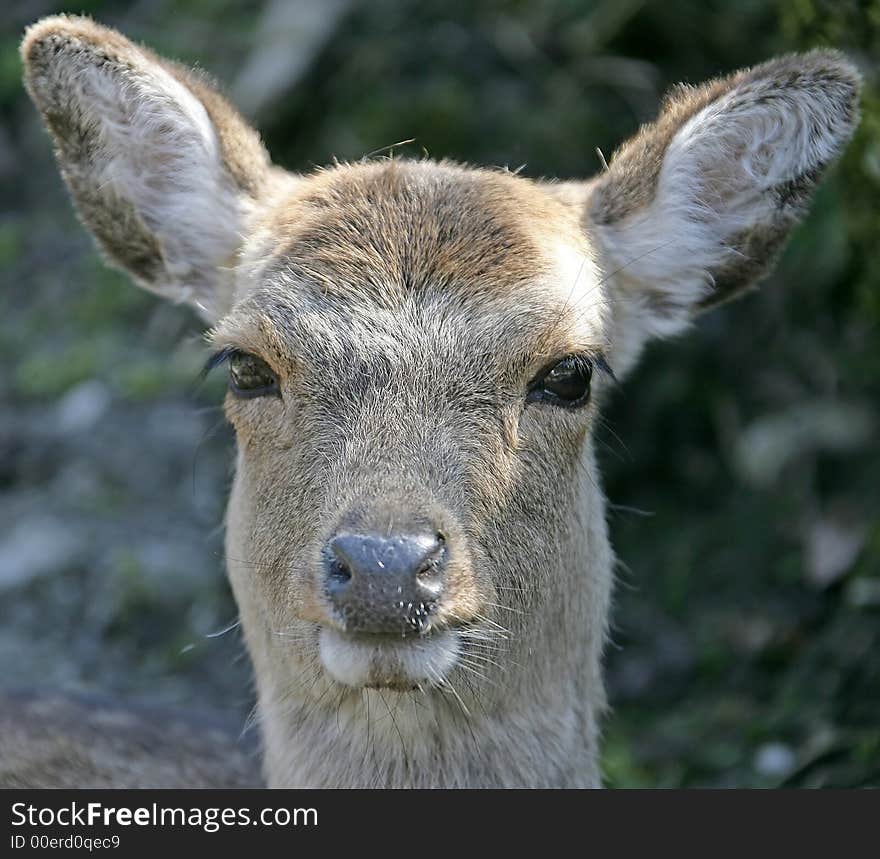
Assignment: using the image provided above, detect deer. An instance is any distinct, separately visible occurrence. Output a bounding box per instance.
[7,14,860,788]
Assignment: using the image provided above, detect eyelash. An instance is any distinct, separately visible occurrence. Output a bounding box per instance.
[527,352,613,378]
[202,346,235,375]
[203,348,281,399]
[526,352,613,402]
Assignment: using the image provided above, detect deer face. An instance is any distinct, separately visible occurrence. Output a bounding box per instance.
[22,16,860,712]
[211,160,613,692]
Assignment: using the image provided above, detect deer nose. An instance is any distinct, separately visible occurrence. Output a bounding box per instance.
[323,531,447,636]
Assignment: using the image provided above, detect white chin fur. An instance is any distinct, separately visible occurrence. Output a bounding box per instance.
[319,627,460,689]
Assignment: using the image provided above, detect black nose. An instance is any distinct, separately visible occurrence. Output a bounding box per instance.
[323,530,447,635]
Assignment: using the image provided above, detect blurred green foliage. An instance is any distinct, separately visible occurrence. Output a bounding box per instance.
[2,0,878,786]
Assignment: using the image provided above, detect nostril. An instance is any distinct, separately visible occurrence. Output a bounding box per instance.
[328,557,351,583]
[414,533,446,592]
[324,549,352,596]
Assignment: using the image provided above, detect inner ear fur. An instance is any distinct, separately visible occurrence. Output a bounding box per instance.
[21,15,273,320]
[587,50,861,317]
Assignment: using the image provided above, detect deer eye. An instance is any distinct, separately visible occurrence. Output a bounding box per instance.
[228,351,279,398]
[527,355,593,408]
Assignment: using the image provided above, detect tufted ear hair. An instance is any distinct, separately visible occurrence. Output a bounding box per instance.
[22,15,274,321]
[584,50,861,370]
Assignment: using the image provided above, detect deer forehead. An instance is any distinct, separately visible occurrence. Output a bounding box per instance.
[220,159,607,368]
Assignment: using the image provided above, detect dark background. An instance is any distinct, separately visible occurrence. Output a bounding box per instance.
[1,0,877,787]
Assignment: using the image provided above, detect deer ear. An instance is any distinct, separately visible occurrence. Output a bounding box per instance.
[586,51,861,361]
[21,15,273,321]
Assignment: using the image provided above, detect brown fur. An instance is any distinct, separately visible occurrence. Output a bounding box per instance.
[21,16,271,197]
[13,15,860,788]
[589,52,861,310]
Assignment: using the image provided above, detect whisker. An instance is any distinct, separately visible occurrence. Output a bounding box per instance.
[473,614,511,636]
[205,618,241,638]
[483,601,523,615]
[215,551,276,569]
